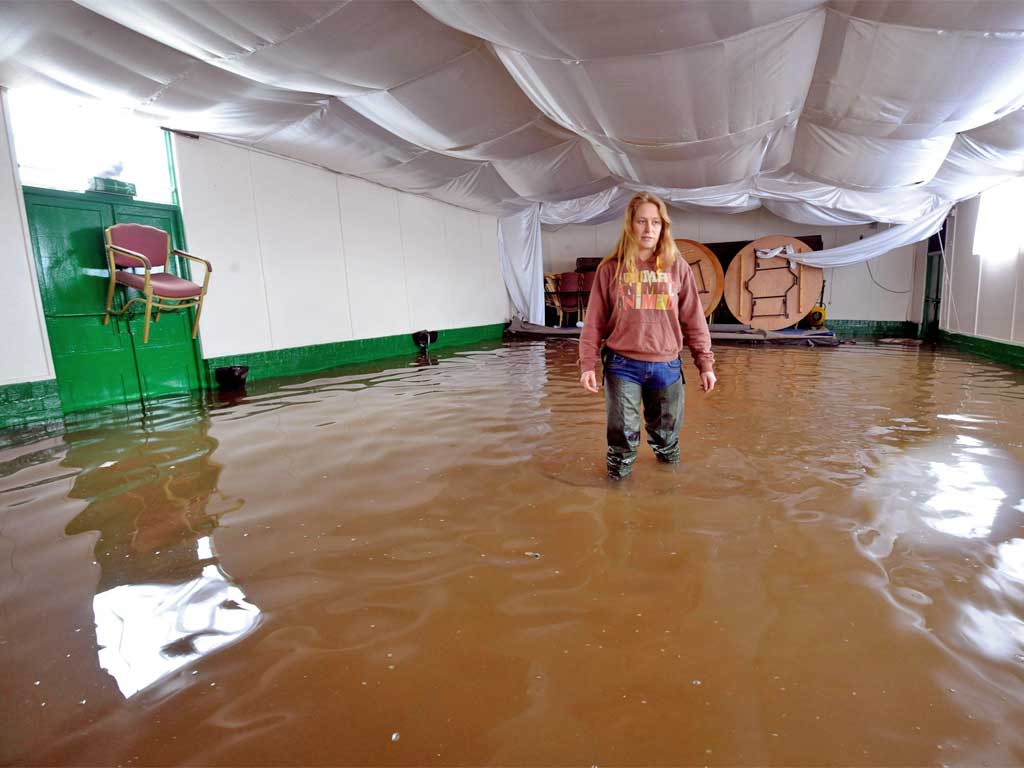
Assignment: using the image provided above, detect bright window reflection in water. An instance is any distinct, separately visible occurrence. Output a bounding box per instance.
[958,603,1024,660]
[955,436,983,447]
[93,537,260,698]
[937,414,992,424]
[998,538,1024,583]
[957,541,1024,663]
[924,460,1006,538]
[957,434,993,457]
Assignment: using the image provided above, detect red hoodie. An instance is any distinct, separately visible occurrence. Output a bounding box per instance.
[578,254,715,374]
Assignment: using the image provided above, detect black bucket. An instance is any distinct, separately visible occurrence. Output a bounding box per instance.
[412,330,438,351]
[214,365,249,391]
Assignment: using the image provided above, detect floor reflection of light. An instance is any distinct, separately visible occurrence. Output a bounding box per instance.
[93,538,260,698]
[197,535,213,560]
[937,414,993,424]
[957,540,1024,662]
[958,604,1024,660]
[997,539,1024,583]
[955,436,983,447]
[924,460,1006,538]
[964,448,994,457]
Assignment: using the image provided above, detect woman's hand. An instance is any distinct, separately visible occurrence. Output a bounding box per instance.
[700,370,717,393]
[580,371,599,393]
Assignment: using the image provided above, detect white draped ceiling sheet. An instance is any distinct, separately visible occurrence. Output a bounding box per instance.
[2,1,1024,322]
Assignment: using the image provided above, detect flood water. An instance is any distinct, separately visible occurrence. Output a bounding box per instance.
[2,339,1023,766]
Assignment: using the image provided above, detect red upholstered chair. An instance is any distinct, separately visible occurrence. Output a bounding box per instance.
[558,271,582,326]
[103,223,212,344]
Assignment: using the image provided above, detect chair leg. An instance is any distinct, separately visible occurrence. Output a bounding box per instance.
[142,295,153,344]
[191,296,205,339]
[103,274,116,326]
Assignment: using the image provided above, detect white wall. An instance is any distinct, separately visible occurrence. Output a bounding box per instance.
[173,136,507,359]
[542,206,924,323]
[941,183,1024,344]
[0,88,53,385]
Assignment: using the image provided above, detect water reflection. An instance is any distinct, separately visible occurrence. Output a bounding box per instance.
[963,538,1024,655]
[925,459,1006,538]
[92,541,258,698]
[62,409,260,699]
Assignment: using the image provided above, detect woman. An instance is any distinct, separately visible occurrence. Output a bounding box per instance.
[579,192,717,479]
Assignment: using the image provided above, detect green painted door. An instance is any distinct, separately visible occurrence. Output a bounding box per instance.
[24,187,203,414]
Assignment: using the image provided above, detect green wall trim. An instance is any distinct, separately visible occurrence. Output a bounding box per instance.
[205,323,506,385]
[938,331,1024,369]
[434,323,507,348]
[0,379,63,430]
[163,130,180,207]
[826,320,919,338]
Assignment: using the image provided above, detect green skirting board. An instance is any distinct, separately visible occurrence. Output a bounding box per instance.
[825,320,919,338]
[938,331,1024,369]
[0,379,63,431]
[204,323,506,385]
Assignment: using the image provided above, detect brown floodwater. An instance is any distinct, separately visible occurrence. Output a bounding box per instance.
[2,338,1023,766]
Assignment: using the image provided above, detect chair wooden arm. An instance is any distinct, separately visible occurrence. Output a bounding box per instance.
[108,244,152,269]
[172,249,213,274]
[172,249,213,292]
[108,244,152,293]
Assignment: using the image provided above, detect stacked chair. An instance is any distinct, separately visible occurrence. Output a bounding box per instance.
[543,269,596,326]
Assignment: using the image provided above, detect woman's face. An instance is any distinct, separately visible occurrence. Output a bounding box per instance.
[632,202,662,252]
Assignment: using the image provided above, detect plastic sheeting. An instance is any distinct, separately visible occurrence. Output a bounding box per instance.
[792,204,952,268]
[1,1,1023,221]
[497,204,545,325]
[491,9,824,189]
[2,0,1024,313]
[533,181,949,269]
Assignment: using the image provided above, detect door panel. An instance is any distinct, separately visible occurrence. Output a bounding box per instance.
[47,317,142,410]
[25,197,113,315]
[127,311,203,397]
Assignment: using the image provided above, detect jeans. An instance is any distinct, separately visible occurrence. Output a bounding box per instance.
[603,349,685,478]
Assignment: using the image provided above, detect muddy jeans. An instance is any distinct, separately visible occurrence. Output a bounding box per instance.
[603,349,685,478]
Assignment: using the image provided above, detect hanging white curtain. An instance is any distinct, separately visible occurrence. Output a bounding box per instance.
[497,204,545,324]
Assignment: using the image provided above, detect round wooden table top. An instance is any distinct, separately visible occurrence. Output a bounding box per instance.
[724,235,823,331]
[675,239,724,317]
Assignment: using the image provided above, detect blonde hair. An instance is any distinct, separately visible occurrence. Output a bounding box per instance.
[600,192,679,282]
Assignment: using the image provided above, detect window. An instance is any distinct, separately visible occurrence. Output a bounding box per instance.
[973,176,1024,266]
[8,86,175,205]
